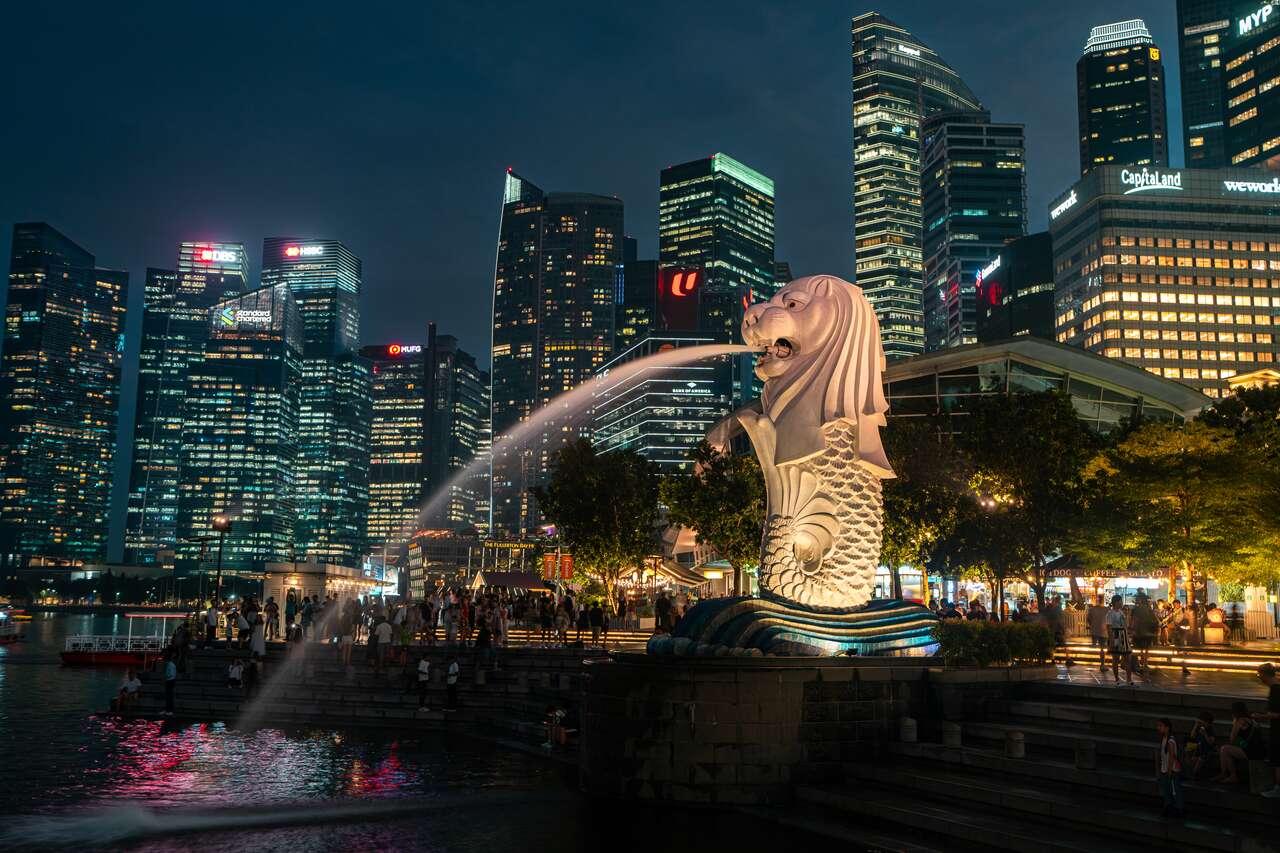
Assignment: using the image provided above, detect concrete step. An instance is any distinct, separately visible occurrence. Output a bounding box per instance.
[887,740,1279,820]
[844,761,1280,853]
[1024,681,1266,714]
[964,719,1157,762]
[796,784,1153,853]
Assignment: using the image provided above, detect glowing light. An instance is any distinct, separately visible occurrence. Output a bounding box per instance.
[285,245,324,258]
[197,248,237,263]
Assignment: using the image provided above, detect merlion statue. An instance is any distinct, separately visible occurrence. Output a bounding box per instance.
[738,275,892,609]
[649,276,936,657]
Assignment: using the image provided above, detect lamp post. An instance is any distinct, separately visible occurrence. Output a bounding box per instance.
[212,515,231,603]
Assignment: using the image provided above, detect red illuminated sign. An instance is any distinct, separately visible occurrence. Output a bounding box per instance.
[658,267,701,330]
[284,245,324,259]
[196,248,237,264]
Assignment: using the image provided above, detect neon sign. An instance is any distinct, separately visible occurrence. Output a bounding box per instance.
[897,44,921,57]
[1120,168,1183,195]
[1239,3,1274,35]
[197,248,238,263]
[668,270,698,297]
[387,344,422,356]
[284,245,324,258]
[1224,176,1280,193]
[976,256,1001,284]
[1050,190,1078,220]
[219,307,272,326]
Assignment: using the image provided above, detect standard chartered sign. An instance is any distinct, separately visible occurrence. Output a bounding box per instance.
[1120,168,1183,195]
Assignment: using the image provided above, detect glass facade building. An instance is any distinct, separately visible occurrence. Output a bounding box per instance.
[174,284,303,578]
[658,153,775,405]
[921,111,1027,350]
[591,333,732,475]
[361,341,428,560]
[1077,20,1169,175]
[1223,0,1280,168]
[1177,0,1234,168]
[425,326,490,532]
[1049,165,1280,397]
[126,242,247,566]
[490,171,623,535]
[882,338,1210,432]
[0,223,128,566]
[975,232,1056,342]
[260,237,371,568]
[852,12,983,360]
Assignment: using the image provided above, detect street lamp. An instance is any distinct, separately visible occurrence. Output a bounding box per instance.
[212,515,232,603]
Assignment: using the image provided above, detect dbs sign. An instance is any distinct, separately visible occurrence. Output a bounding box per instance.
[658,267,701,330]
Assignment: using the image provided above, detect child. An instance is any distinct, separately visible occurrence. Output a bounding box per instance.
[1156,718,1185,817]
[1184,711,1217,779]
[226,658,244,689]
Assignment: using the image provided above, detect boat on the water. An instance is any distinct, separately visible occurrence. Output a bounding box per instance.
[0,608,21,644]
[60,612,190,666]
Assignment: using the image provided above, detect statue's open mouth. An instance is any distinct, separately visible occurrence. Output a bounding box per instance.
[769,338,794,359]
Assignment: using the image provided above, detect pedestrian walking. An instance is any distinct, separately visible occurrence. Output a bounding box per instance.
[1106,595,1135,686]
[162,652,178,716]
[446,656,460,711]
[417,654,431,712]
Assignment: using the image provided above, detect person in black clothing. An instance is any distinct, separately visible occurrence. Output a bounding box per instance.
[1254,663,1280,798]
[588,603,604,646]
[655,593,671,633]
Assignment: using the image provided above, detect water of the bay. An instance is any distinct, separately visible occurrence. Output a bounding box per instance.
[0,613,805,852]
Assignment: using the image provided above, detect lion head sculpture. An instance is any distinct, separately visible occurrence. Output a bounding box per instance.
[741,275,893,477]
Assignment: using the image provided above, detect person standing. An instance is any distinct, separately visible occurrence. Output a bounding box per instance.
[264,596,280,641]
[250,613,266,660]
[1156,718,1185,817]
[1254,662,1280,798]
[1087,597,1108,671]
[374,615,393,673]
[589,602,603,647]
[445,656,460,711]
[417,653,432,712]
[204,601,220,649]
[1106,595,1135,686]
[1130,594,1158,674]
[162,652,178,716]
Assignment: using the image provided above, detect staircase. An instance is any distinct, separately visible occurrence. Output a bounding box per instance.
[794,679,1279,853]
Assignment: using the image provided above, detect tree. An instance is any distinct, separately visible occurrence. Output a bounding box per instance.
[880,417,967,602]
[659,440,765,596]
[935,495,1030,619]
[1070,421,1255,602]
[533,439,660,612]
[958,390,1098,608]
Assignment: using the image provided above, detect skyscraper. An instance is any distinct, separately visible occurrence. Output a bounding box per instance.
[425,325,490,531]
[1176,0,1233,168]
[175,284,303,578]
[1077,19,1169,175]
[126,242,247,566]
[658,152,774,403]
[921,112,1027,350]
[852,12,983,360]
[1222,0,1280,168]
[490,171,623,535]
[0,224,127,567]
[361,340,428,560]
[260,238,371,567]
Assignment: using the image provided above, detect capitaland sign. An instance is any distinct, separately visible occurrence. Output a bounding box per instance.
[1239,2,1275,36]
[1223,176,1280,193]
[284,245,324,258]
[1050,190,1078,220]
[976,255,1001,284]
[1120,168,1183,195]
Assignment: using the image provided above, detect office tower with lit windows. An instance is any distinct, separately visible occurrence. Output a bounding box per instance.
[975,232,1056,342]
[658,152,774,403]
[1049,166,1280,398]
[0,223,127,567]
[260,237,371,568]
[361,340,428,559]
[1177,0,1234,167]
[1223,1,1280,167]
[773,261,793,289]
[1077,19,1169,175]
[425,325,490,531]
[490,171,623,535]
[175,284,302,577]
[126,243,247,566]
[921,112,1027,350]
[852,12,984,360]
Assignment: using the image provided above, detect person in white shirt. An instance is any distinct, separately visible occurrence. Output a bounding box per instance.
[119,669,142,710]
[1106,595,1135,686]
[417,655,431,711]
[205,603,220,649]
[226,659,243,688]
[374,618,393,672]
[446,657,460,711]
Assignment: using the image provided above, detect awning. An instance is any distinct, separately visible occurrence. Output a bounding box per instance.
[469,570,554,592]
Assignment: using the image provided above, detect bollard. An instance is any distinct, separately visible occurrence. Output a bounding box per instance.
[1005,731,1025,759]
[474,668,487,686]
[899,717,918,744]
[1074,739,1096,770]
[941,722,962,748]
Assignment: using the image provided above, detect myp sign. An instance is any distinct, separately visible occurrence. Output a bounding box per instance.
[1239,3,1275,35]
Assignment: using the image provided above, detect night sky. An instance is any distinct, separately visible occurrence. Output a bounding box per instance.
[0,1,1182,558]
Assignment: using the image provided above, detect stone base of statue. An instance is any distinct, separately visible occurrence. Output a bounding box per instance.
[646,596,938,657]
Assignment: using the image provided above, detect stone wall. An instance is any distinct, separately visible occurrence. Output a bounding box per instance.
[579,654,928,805]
